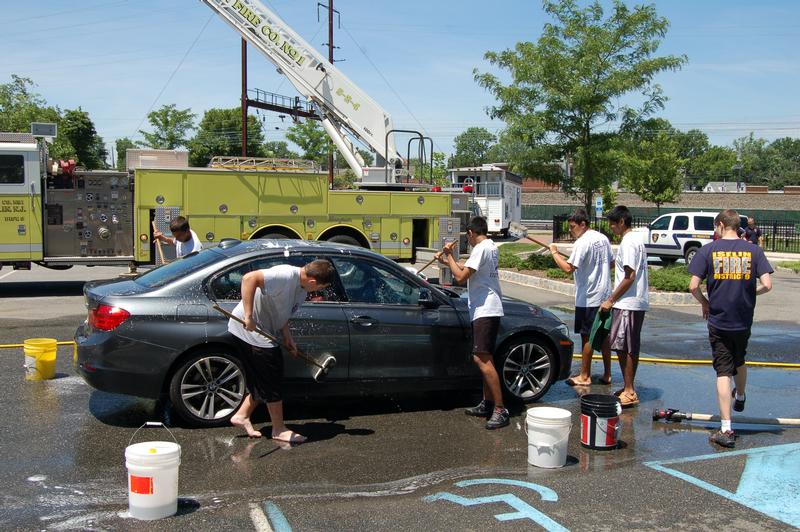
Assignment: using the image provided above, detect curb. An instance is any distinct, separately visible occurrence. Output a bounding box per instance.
[498,269,698,306]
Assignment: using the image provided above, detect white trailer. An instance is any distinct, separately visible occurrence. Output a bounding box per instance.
[447,164,522,236]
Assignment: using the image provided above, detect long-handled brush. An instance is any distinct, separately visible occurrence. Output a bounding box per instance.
[151,221,167,264]
[213,305,336,382]
[653,408,800,426]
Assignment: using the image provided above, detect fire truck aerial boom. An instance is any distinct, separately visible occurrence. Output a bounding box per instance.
[201,0,401,178]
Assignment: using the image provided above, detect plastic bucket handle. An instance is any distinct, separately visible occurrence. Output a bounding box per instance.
[129,421,178,448]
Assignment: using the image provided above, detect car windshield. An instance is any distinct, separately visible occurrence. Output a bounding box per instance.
[135,249,224,288]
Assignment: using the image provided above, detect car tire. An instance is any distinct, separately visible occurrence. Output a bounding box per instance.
[684,245,700,265]
[168,348,247,427]
[326,234,361,247]
[496,337,557,405]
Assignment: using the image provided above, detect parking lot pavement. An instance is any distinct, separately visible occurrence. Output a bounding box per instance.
[1,269,798,529]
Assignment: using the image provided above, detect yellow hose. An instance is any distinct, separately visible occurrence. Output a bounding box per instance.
[573,353,800,369]
[0,342,796,369]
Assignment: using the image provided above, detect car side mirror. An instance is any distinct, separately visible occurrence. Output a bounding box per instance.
[418,288,439,308]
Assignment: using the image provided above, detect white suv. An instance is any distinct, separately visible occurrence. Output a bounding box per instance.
[642,211,748,265]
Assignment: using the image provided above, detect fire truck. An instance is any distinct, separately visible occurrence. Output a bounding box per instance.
[0,0,469,272]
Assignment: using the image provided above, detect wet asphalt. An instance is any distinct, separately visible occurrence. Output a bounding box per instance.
[0,265,798,530]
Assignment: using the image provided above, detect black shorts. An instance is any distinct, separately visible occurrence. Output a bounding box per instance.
[233,337,284,403]
[708,325,750,377]
[574,306,600,336]
[472,317,501,355]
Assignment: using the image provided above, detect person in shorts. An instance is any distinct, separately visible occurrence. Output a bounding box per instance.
[227,259,334,441]
[438,216,508,430]
[550,208,613,387]
[688,209,773,448]
[600,205,649,408]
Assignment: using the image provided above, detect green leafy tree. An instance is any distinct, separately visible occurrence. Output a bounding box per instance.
[262,140,299,159]
[687,145,737,188]
[763,137,800,188]
[618,131,683,211]
[0,75,75,159]
[139,104,196,150]
[286,119,328,167]
[431,152,449,186]
[115,137,138,170]
[447,127,497,168]
[474,0,687,213]
[187,108,265,167]
[733,133,768,185]
[60,108,107,169]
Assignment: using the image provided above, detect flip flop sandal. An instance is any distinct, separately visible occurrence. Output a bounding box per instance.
[566,377,591,387]
[613,389,625,397]
[619,392,640,408]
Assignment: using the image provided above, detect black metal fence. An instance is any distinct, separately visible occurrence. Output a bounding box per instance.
[552,214,800,253]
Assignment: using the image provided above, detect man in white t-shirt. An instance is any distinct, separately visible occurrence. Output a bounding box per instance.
[600,205,649,408]
[438,216,508,430]
[227,260,334,441]
[550,208,613,387]
[154,216,203,258]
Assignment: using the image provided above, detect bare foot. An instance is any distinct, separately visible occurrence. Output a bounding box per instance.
[272,429,306,443]
[231,416,262,438]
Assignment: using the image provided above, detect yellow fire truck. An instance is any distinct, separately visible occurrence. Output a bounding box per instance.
[0,133,466,271]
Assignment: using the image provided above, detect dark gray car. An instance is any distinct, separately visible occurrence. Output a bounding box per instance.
[75,240,574,427]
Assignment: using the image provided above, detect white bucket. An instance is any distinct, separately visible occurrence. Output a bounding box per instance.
[526,407,572,469]
[125,423,181,520]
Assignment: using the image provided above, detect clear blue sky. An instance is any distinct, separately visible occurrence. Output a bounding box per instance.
[3,0,799,158]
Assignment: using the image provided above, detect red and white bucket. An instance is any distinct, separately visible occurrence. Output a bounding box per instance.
[580,394,622,450]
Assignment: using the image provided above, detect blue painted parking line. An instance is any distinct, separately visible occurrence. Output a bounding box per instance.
[264,501,292,532]
[424,478,568,531]
[644,442,800,528]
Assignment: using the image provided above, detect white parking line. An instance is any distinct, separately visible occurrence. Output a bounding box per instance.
[249,502,274,532]
[0,270,16,281]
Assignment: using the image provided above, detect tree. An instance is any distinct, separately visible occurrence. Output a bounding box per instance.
[285,119,329,167]
[187,108,265,167]
[139,104,195,150]
[262,140,299,159]
[115,137,138,170]
[474,0,687,213]
[60,108,107,169]
[431,152,449,186]
[618,131,683,211]
[448,127,497,168]
[687,145,736,189]
[733,133,768,185]
[0,75,74,159]
[764,137,800,188]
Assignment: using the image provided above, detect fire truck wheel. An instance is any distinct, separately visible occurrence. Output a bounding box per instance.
[260,232,293,240]
[326,235,361,247]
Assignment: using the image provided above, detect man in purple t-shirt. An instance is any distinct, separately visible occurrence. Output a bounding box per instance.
[688,209,773,449]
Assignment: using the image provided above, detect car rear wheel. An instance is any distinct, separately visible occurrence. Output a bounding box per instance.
[496,337,556,404]
[684,245,700,265]
[169,348,247,427]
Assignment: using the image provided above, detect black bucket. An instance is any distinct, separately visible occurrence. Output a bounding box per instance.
[580,394,621,450]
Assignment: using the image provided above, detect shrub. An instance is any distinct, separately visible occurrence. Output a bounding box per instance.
[546,268,570,280]
[777,261,800,273]
[648,265,695,293]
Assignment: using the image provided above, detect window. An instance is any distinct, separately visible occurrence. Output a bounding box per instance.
[650,216,671,231]
[331,257,419,305]
[135,249,223,289]
[673,216,689,231]
[0,155,25,184]
[694,216,715,231]
[211,254,341,302]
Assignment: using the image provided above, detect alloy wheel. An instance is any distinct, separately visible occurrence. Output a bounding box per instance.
[179,355,245,421]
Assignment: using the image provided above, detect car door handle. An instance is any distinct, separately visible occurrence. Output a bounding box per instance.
[350,316,376,327]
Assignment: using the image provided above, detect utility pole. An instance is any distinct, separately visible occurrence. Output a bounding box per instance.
[326,1,335,188]
[241,38,248,157]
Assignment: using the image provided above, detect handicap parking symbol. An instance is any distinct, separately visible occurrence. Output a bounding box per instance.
[424,478,568,531]
[645,442,800,528]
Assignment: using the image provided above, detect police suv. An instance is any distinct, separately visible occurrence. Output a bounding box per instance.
[642,211,749,265]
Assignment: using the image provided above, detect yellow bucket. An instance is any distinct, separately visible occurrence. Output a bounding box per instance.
[24,338,57,381]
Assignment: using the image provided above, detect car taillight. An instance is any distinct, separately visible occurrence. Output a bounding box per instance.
[89,304,130,331]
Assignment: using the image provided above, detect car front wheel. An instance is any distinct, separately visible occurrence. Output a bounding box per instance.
[496,337,557,404]
[169,348,247,427]
[684,245,700,265]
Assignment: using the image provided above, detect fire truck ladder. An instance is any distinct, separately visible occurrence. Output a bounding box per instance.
[208,156,319,172]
